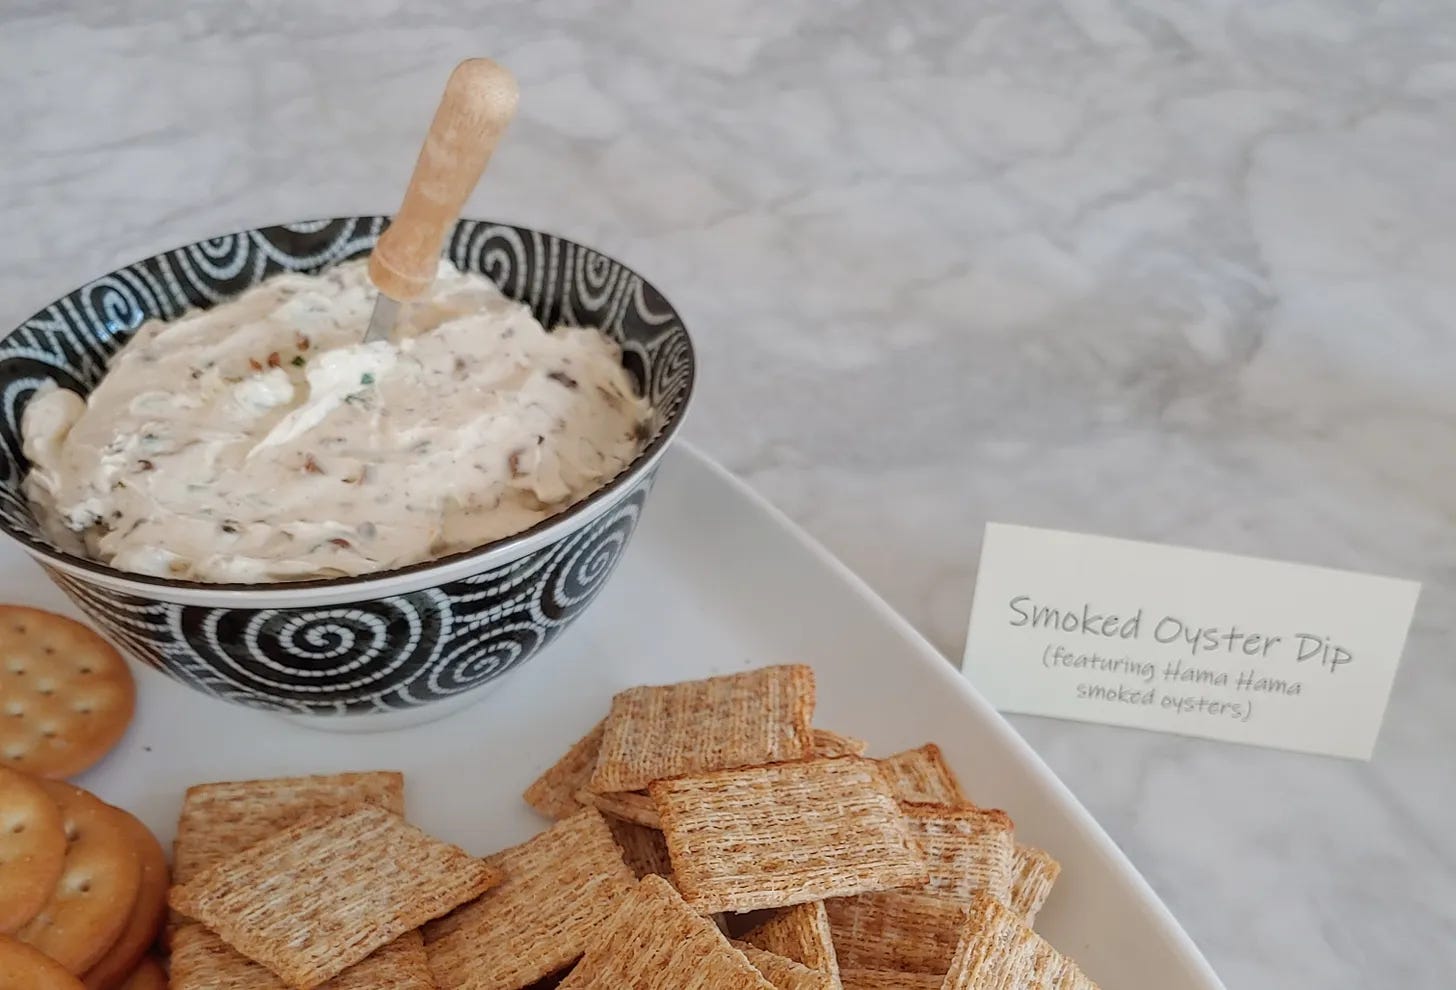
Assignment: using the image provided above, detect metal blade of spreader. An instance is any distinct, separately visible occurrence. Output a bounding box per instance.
[363,293,401,344]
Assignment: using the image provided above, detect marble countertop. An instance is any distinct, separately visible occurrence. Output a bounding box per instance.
[3,1,1453,985]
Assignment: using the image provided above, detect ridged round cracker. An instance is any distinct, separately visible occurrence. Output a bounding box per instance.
[0,933,87,989]
[0,767,67,933]
[81,809,168,990]
[115,957,165,990]
[0,606,135,779]
[15,781,142,974]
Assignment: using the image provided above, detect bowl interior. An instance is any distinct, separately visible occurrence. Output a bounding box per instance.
[0,217,694,589]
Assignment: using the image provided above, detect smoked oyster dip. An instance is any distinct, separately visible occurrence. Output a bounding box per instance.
[21,259,652,583]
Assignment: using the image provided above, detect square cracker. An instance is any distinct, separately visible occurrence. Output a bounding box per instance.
[170,924,434,990]
[838,970,942,990]
[733,942,839,990]
[173,771,405,884]
[424,808,637,990]
[524,720,605,820]
[575,788,661,828]
[900,805,1015,905]
[651,757,928,913]
[557,874,774,990]
[739,901,841,982]
[167,770,406,948]
[590,665,816,793]
[812,729,867,758]
[877,745,967,806]
[825,890,970,974]
[1008,844,1061,927]
[941,892,1098,990]
[170,803,498,989]
[605,817,674,881]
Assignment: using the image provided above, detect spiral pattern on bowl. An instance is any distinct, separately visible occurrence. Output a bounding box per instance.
[0,218,689,715]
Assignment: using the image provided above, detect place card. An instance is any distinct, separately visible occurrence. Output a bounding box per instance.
[961,523,1420,759]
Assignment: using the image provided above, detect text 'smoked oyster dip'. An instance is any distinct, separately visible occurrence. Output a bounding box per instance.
[21,259,652,583]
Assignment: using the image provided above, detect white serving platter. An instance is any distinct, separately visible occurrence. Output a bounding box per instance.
[3,443,1225,988]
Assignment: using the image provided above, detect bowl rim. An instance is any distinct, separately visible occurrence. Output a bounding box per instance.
[0,216,696,597]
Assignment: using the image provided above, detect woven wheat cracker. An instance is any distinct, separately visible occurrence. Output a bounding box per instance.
[941,893,1098,990]
[170,803,497,989]
[877,746,967,806]
[732,942,838,990]
[0,933,87,989]
[170,924,434,990]
[838,969,942,990]
[0,606,135,780]
[739,901,840,982]
[590,665,815,793]
[17,780,141,975]
[651,757,927,913]
[167,770,405,948]
[557,874,774,990]
[523,720,605,820]
[0,766,66,934]
[811,730,867,758]
[424,808,637,990]
[81,807,168,990]
[825,890,969,974]
[172,771,405,884]
[1008,845,1061,927]
[900,805,1014,905]
[115,957,165,990]
[574,788,660,828]
[605,817,673,880]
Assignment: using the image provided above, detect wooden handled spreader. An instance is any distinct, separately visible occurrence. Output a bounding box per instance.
[364,58,519,343]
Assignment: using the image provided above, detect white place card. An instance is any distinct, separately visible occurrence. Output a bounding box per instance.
[961,524,1420,759]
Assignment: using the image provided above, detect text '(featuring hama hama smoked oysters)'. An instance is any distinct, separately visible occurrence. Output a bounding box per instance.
[22,258,651,583]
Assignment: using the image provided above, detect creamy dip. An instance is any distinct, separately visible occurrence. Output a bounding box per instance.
[22,259,651,583]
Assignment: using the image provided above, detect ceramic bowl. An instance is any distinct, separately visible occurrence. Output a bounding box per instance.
[0,218,694,725]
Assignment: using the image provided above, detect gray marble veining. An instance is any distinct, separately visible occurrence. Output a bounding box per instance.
[3,1,1454,985]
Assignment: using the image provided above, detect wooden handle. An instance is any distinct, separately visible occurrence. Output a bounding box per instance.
[369,58,519,301]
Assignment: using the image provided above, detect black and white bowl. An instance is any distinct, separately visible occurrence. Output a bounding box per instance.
[0,218,694,726]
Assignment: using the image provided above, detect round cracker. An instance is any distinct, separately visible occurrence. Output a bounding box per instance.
[0,933,87,989]
[0,767,67,933]
[15,781,142,974]
[115,957,165,990]
[0,606,135,779]
[81,809,168,990]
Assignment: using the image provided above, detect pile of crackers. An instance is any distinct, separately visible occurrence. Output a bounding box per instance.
[9,662,1098,989]
[164,771,490,989]
[0,606,155,990]
[0,769,167,990]
[514,663,1094,990]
